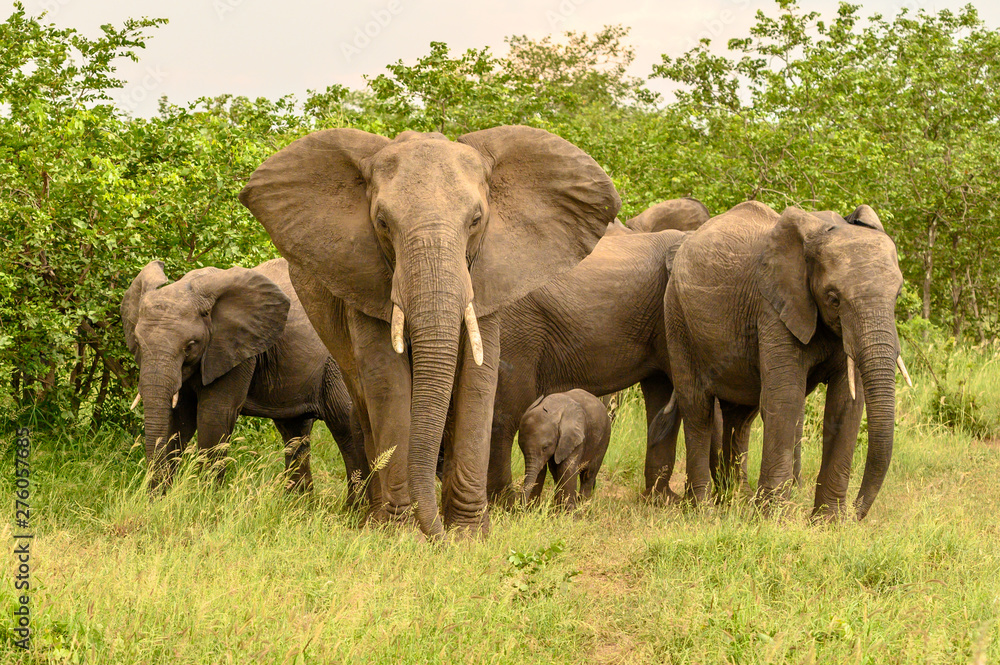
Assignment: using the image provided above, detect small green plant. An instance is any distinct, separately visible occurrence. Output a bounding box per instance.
[505,539,579,598]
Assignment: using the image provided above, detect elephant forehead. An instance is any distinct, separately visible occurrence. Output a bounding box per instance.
[137,284,202,320]
[821,231,899,271]
[369,139,488,192]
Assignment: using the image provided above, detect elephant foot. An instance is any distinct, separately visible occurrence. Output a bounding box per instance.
[446,517,490,541]
[487,483,520,510]
[643,486,682,505]
[809,500,848,524]
[364,502,416,528]
[443,503,491,539]
[283,472,314,494]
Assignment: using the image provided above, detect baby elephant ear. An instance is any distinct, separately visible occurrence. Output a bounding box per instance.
[458,125,621,316]
[239,129,393,322]
[845,204,885,232]
[554,400,586,465]
[190,267,291,385]
[121,260,169,355]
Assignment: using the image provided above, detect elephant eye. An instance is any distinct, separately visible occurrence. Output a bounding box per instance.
[827,292,840,308]
[185,340,197,354]
[375,212,389,231]
[470,211,482,228]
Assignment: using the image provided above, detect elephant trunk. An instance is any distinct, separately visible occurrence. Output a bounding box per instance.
[844,305,899,520]
[522,455,545,502]
[138,361,182,490]
[398,231,470,540]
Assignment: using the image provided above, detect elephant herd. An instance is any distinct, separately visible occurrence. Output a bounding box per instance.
[121,125,911,541]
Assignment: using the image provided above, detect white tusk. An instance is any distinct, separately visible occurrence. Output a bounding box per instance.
[172,392,179,409]
[896,355,913,388]
[664,390,676,414]
[847,355,857,401]
[464,302,484,366]
[130,393,141,410]
[391,304,406,354]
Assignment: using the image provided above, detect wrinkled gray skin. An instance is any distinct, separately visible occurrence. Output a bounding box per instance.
[626,197,710,233]
[239,126,619,540]
[121,258,367,502]
[489,229,688,503]
[519,389,612,508]
[663,202,905,520]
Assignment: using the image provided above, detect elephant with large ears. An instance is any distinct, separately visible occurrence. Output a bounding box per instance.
[663,202,912,519]
[121,258,368,501]
[239,126,620,539]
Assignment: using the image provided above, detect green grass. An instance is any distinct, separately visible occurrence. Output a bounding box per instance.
[2,353,1000,664]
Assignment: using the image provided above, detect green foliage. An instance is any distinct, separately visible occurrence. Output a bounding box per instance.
[505,539,580,598]
[4,2,1000,431]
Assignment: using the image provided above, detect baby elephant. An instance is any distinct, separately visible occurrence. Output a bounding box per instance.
[519,389,612,508]
[121,257,368,501]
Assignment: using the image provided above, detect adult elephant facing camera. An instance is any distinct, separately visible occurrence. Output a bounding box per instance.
[240,126,620,539]
[664,201,911,520]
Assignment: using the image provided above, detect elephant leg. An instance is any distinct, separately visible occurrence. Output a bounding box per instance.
[273,416,314,493]
[757,351,807,510]
[350,396,385,515]
[708,399,723,490]
[347,310,413,523]
[640,375,680,500]
[678,391,715,506]
[442,313,500,536]
[285,266,377,511]
[714,402,757,503]
[196,359,255,483]
[579,466,598,500]
[812,364,866,520]
[552,461,578,510]
[488,374,533,507]
[319,359,371,508]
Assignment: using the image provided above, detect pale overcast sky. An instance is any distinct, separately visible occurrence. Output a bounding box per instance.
[8,0,999,116]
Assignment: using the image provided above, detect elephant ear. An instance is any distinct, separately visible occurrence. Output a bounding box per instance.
[239,129,393,321]
[121,260,169,355]
[759,208,829,345]
[554,400,586,465]
[190,267,291,385]
[845,204,885,232]
[458,125,621,316]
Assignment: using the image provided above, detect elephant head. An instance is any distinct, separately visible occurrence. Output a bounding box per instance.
[121,261,290,485]
[520,394,586,499]
[239,126,619,537]
[626,197,710,233]
[759,205,906,519]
